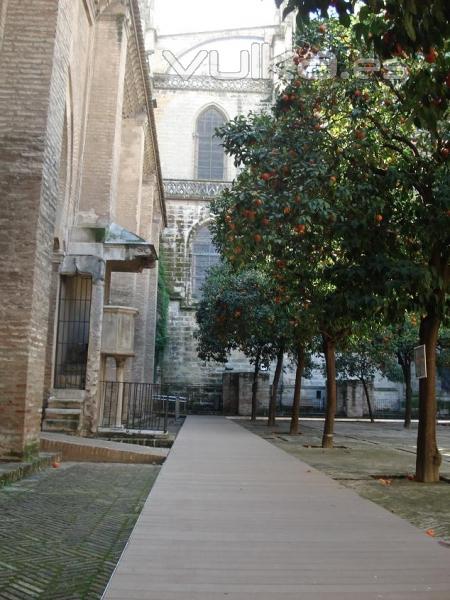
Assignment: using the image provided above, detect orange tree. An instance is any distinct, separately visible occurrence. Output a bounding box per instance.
[301,18,450,481]
[213,17,449,476]
[211,63,384,448]
[288,15,449,479]
[279,0,450,115]
[195,265,294,421]
[334,327,380,423]
[375,315,420,428]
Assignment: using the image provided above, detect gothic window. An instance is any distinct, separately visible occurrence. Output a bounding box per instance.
[192,226,220,299]
[196,107,226,180]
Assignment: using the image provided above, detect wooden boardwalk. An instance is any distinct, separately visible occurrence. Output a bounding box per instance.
[103,416,450,599]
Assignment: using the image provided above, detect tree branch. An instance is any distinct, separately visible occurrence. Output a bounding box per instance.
[368,115,420,159]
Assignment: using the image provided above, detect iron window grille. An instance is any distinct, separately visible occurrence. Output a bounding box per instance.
[54,275,92,389]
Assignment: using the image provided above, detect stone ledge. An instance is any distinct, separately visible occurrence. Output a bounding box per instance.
[40,433,168,465]
[0,452,61,487]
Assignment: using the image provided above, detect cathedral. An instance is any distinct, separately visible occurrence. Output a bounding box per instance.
[148,5,295,391]
[0,0,430,461]
[0,0,165,458]
[145,4,417,415]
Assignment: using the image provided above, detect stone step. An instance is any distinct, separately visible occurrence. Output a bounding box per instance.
[49,389,85,401]
[40,434,168,464]
[42,418,79,433]
[45,408,81,416]
[47,398,83,410]
[0,452,62,487]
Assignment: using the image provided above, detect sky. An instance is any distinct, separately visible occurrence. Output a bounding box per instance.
[155,0,278,35]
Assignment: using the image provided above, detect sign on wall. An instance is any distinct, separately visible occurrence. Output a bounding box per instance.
[414,345,427,379]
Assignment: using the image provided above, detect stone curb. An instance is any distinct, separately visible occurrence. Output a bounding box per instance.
[0,452,61,487]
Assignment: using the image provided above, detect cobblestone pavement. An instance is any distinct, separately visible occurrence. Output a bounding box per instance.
[0,463,159,600]
[237,418,450,543]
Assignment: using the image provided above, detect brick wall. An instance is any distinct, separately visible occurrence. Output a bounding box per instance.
[78,2,129,221]
[0,0,71,458]
[44,0,94,399]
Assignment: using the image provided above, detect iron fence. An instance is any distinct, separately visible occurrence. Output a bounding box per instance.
[100,380,450,426]
[101,382,169,432]
[163,384,223,414]
[372,394,404,418]
[373,397,450,420]
[276,385,329,417]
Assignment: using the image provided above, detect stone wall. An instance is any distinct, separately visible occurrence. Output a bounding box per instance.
[0,0,74,459]
[150,24,296,390]
[223,373,271,417]
[337,380,375,418]
[154,88,267,182]
[0,0,165,457]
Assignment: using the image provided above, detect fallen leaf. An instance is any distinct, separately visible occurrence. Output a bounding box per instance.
[426,528,436,537]
[378,478,392,486]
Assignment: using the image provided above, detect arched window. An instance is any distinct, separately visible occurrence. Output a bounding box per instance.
[192,226,220,299]
[196,107,226,180]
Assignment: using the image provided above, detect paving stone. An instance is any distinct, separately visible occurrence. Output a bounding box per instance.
[0,463,159,599]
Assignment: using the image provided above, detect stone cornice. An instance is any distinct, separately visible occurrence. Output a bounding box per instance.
[163,179,231,200]
[129,0,167,226]
[157,24,279,39]
[153,73,273,95]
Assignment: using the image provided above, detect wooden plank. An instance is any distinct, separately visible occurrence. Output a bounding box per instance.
[104,416,450,600]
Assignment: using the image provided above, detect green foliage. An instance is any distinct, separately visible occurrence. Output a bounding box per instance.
[375,315,419,380]
[278,1,450,89]
[335,337,379,383]
[213,17,449,337]
[437,327,450,382]
[195,264,295,365]
[154,247,170,376]
[333,316,416,384]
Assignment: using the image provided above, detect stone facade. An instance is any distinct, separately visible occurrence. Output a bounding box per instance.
[148,18,294,389]
[223,373,271,417]
[147,14,415,419]
[0,0,166,459]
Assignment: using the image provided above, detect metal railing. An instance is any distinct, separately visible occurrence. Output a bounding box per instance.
[101,382,170,432]
[276,385,328,417]
[161,384,223,414]
[374,396,450,419]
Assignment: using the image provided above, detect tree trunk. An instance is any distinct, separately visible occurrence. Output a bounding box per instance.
[251,352,261,422]
[401,359,412,429]
[268,346,284,427]
[361,378,374,423]
[415,314,441,483]
[322,336,337,448]
[290,345,305,435]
